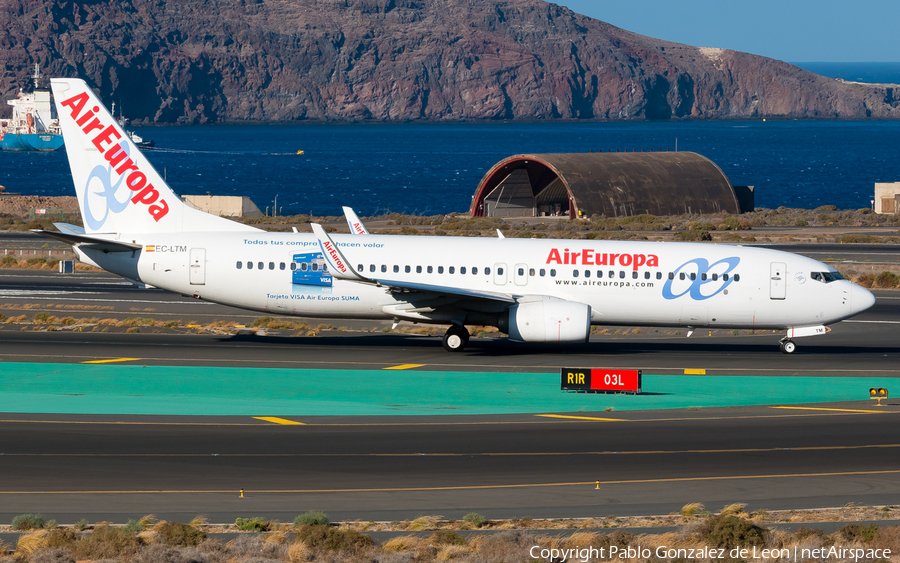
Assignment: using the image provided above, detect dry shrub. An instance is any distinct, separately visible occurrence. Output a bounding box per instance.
[71,523,142,560]
[225,535,286,560]
[681,502,704,518]
[381,535,423,552]
[264,530,289,545]
[873,526,900,551]
[436,544,470,560]
[408,515,441,531]
[287,541,309,562]
[15,530,49,558]
[25,547,74,563]
[469,530,539,563]
[720,502,748,516]
[293,524,374,553]
[695,515,768,549]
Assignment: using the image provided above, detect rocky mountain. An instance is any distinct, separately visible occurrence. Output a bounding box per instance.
[1,0,898,123]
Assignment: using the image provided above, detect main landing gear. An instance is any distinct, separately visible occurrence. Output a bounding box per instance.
[779,339,796,354]
[442,325,470,352]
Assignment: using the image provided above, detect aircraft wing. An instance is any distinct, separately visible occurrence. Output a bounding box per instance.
[310,223,515,304]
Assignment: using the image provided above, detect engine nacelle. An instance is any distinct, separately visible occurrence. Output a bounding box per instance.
[499,298,591,343]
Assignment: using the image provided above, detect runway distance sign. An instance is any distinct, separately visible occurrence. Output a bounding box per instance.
[560,368,642,394]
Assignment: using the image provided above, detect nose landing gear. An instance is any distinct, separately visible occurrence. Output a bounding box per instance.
[780,339,796,354]
[442,325,470,352]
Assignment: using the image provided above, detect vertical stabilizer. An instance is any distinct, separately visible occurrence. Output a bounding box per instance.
[50,78,260,235]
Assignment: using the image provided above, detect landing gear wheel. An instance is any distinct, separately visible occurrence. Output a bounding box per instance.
[442,326,470,352]
[780,340,796,354]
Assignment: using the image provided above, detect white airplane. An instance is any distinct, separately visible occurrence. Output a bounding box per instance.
[40,78,876,354]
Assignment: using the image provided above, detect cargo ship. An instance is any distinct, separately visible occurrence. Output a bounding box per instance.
[0,64,64,151]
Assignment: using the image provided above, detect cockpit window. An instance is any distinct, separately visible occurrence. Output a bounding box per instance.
[811,271,843,283]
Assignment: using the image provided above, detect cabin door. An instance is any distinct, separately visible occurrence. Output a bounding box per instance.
[190,248,206,285]
[770,262,786,300]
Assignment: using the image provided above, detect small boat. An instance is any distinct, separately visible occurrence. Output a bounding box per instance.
[113,102,156,150]
[0,64,64,151]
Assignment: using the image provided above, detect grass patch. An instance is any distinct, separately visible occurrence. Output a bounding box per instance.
[294,511,330,527]
[11,513,45,530]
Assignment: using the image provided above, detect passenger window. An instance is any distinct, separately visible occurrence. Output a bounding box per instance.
[723,273,729,281]
[357,264,363,272]
[597,270,603,278]
[438,266,444,274]
[473,267,479,275]
[370,264,375,272]
[485,267,490,275]
[381,265,387,273]
[280,262,286,270]
[258,262,264,270]
[656,272,662,280]
[609,271,614,279]
[734,274,740,282]
[584,270,590,278]
[416,266,422,274]
[311,263,318,271]
[644,272,650,279]
[632,271,638,279]
[690,273,696,281]
[300,263,307,271]
[460,267,466,274]
[405,265,410,273]
[679,273,685,280]
[449,266,455,274]
[669,272,674,280]
[539,269,545,277]
[498,267,504,275]
[248,262,253,270]
[573,270,579,278]
[427,266,433,274]
[712,273,718,281]
[236,261,242,269]
[393,265,399,273]
[290,263,296,271]
[701,273,707,281]
[619,271,625,279]
[550,269,556,277]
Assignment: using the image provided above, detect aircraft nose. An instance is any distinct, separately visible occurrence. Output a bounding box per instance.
[850,283,876,315]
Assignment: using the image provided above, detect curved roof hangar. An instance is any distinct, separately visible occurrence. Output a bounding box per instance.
[469,152,741,219]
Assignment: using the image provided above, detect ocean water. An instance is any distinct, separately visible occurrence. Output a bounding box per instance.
[2,119,900,217]
[792,62,900,84]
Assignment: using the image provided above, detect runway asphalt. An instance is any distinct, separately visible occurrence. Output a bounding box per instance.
[1,261,899,523]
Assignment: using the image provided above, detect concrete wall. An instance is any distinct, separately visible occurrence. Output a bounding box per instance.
[874,183,900,214]
[182,195,263,218]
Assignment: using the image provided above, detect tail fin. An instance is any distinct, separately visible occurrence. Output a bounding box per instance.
[50,78,260,235]
[342,206,370,235]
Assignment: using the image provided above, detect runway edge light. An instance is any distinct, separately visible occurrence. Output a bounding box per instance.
[870,388,889,406]
[560,368,642,394]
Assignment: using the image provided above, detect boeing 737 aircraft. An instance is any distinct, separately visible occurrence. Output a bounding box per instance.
[40,78,875,353]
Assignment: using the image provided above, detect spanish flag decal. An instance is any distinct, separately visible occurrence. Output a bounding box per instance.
[145,245,156,252]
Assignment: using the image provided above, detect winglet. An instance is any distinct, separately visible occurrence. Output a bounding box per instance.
[496,229,505,239]
[342,206,370,235]
[310,223,373,283]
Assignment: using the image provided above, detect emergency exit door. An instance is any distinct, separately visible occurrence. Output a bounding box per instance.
[770,262,785,300]
[190,248,206,285]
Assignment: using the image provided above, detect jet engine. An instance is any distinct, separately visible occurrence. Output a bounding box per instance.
[499,297,591,343]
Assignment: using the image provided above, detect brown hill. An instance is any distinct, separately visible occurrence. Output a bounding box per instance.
[1,0,898,123]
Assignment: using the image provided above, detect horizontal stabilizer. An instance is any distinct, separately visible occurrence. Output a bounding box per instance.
[31,229,142,252]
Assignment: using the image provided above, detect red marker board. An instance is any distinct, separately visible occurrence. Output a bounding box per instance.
[560,368,642,394]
